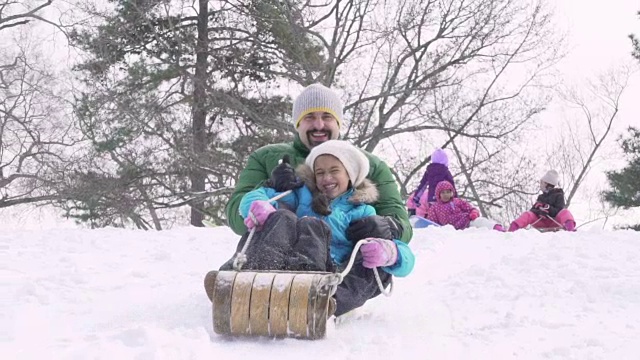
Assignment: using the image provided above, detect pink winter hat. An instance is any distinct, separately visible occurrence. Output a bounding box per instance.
[431,148,449,167]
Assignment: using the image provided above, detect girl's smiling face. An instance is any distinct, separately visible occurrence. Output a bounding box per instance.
[313,154,350,199]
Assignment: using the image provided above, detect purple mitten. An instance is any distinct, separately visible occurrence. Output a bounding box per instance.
[360,238,398,268]
[244,200,276,230]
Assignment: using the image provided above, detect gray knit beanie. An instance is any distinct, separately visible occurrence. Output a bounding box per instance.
[540,170,559,186]
[292,83,343,128]
[306,140,369,187]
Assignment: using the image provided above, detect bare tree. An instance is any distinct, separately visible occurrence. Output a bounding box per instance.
[326,0,561,215]
[0,48,77,208]
[0,0,55,32]
[548,65,636,207]
[338,0,560,144]
[0,0,85,211]
[259,0,563,223]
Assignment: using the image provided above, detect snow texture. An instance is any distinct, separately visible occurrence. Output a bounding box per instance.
[3,224,640,359]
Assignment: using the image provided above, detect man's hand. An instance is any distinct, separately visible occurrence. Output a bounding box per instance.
[346,215,402,241]
[265,155,304,192]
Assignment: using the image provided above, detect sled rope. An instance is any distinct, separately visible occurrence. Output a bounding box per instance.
[317,239,393,297]
[527,214,566,231]
[527,216,544,229]
[544,214,566,229]
[340,239,393,297]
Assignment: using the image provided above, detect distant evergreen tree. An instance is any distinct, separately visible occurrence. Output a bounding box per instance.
[62,0,325,228]
[603,127,640,231]
[631,11,640,61]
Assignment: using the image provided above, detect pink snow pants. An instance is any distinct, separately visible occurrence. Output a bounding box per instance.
[511,209,576,230]
[406,192,431,218]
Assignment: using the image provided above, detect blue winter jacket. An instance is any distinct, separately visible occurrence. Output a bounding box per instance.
[239,169,415,277]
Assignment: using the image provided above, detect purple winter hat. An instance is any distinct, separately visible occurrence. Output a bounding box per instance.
[431,148,449,167]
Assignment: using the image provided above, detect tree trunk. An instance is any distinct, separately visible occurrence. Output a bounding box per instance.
[452,140,487,216]
[139,186,162,230]
[190,0,208,227]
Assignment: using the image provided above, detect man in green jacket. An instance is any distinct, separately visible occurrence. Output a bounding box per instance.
[223,83,413,317]
[226,83,412,244]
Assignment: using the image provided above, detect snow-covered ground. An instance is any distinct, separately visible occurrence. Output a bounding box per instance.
[3,224,640,359]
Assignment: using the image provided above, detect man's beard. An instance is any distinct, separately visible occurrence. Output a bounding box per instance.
[306,130,333,147]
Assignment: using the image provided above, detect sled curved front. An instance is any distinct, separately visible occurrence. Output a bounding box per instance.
[204,270,335,340]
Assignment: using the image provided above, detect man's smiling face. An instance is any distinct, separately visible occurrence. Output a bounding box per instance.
[297,111,340,149]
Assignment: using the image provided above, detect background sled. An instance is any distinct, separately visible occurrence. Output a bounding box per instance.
[410,215,440,228]
[533,226,564,233]
[203,219,217,227]
[528,214,568,232]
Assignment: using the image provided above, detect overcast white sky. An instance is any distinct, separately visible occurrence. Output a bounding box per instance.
[554,0,639,127]
[556,1,638,74]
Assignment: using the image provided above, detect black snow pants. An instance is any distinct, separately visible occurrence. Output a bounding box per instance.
[219,209,334,272]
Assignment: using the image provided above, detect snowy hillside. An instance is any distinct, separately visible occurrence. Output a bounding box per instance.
[3,225,640,359]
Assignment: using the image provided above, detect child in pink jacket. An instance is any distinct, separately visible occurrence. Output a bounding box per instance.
[427,181,505,231]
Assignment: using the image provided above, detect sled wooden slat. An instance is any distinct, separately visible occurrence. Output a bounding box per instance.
[230,272,256,335]
[269,273,295,337]
[212,271,236,335]
[249,272,276,336]
[305,275,320,339]
[311,279,333,339]
[288,274,314,337]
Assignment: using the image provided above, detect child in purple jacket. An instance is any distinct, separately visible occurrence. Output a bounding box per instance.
[426,181,505,231]
[407,148,456,217]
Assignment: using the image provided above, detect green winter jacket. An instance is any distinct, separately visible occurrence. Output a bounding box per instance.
[225,135,413,243]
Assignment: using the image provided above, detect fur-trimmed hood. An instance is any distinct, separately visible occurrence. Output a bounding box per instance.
[296,164,379,205]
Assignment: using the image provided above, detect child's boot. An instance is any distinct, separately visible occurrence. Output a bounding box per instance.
[564,220,576,232]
